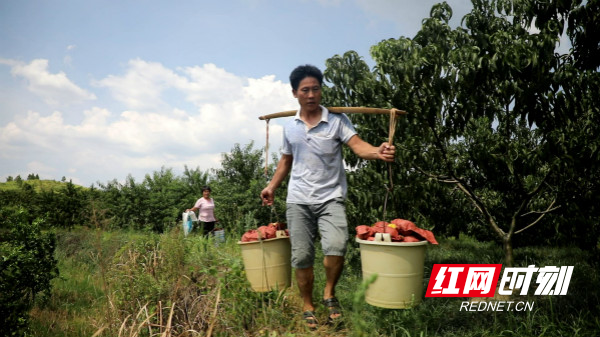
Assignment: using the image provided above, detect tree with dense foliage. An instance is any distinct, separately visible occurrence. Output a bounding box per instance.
[211,142,284,233]
[0,209,58,336]
[94,166,210,232]
[39,180,84,229]
[323,0,599,266]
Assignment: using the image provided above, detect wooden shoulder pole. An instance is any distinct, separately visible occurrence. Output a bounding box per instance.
[258,107,407,120]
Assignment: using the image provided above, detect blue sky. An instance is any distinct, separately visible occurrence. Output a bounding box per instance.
[0,0,478,186]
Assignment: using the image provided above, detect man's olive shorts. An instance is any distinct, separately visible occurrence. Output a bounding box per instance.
[286,197,348,269]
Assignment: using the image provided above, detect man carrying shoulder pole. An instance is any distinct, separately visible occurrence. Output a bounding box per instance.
[260,64,395,330]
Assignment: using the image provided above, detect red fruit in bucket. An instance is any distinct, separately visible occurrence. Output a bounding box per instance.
[412,228,438,244]
[372,221,388,232]
[385,227,402,241]
[258,225,277,239]
[354,218,438,244]
[390,219,417,235]
[356,225,373,240]
[402,235,422,242]
[241,229,259,242]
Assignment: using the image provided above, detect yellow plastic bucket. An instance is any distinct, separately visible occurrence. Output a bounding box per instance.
[238,236,291,292]
[356,237,428,308]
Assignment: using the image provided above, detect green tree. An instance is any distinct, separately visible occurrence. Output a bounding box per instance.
[324,0,599,265]
[51,180,83,229]
[142,167,182,232]
[212,142,281,234]
[97,175,148,230]
[0,209,59,336]
[181,165,210,201]
[95,167,211,232]
[540,0,600,249]
[178,165,211,214]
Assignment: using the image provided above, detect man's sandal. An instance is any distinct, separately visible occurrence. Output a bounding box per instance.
[302,310,318,330]
[322,297,343,326]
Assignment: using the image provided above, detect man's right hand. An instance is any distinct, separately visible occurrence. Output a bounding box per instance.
[260,187,275,206]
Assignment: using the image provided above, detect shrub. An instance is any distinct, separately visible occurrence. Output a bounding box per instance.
[0,209,59,336]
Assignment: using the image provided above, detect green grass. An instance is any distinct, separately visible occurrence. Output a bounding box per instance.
[0,179,87,192]
[26,229,600,337]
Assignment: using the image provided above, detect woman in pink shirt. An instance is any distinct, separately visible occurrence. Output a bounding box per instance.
[186,186,217,235]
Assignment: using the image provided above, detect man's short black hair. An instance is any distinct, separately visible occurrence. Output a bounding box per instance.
[202,185,211,192]
[289,64,323,91]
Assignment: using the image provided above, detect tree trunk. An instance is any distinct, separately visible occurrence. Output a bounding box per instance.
[503,234,514,267]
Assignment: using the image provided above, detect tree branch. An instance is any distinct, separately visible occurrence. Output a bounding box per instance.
[515,199,560,234]
[413,163,506,238]
[509,170,556,236]
[412,164,457,183]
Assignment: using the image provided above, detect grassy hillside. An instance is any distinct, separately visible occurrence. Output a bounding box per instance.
[26,227,600,337]
[0,179,86,192]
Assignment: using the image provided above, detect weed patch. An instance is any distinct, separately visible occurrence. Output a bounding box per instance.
[27,230,600,337]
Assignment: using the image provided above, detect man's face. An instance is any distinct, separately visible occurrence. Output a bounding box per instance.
[293,76,322,112]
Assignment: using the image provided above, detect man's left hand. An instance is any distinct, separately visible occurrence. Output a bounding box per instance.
[378,142,395,162]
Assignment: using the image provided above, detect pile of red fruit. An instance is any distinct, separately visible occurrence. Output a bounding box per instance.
[240,222,289,242]
[356,218,438,244]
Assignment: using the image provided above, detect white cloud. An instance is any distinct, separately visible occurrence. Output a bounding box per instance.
[95,58,185,110]
[8,59,96,105]
[1,59,296,186]
[93,60,295,154]
[95,61,257,111]
[179,63,246,105]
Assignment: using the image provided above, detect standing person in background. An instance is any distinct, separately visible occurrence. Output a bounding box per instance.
[186,186,217,235]
[260,65,395,330]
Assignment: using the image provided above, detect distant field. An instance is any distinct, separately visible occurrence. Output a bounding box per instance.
[0,179,86,192]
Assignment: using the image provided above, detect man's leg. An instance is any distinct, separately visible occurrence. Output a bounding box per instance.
[286,203,318,328]
[296,266,315,311]
[323,255,343,320]
[317,198,348,301]
[323,255,343,300]
[317,198,347,323]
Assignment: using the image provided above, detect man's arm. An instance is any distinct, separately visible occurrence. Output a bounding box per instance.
[346,135,395,162]
[260,154,293,205]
